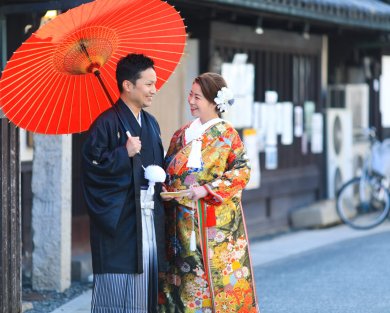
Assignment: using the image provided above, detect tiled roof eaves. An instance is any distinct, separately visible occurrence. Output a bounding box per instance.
[200,0,390,31]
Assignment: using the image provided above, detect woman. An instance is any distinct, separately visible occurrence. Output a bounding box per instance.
[159,73,260,313]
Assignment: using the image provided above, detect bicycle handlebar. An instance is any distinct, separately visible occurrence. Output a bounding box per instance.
[362,127,377,142]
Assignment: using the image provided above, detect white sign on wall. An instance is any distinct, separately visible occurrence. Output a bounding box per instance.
[252,102,267,152]
[380,56,390,127]
[281,102,293,145]
[265,145,278,170]
[304,101,315,141]
[265,103,277,146]
[311,113,323,154]
[221,54,254,128]
[294,106,303,137]
[243,128,261,189]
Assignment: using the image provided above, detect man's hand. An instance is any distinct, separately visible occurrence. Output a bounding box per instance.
[126,136,141,157]
[160,186,175,201]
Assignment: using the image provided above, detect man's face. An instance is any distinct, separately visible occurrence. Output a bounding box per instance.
[126,67,157,108]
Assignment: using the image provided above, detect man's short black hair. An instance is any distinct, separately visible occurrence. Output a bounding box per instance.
[116,53,155,92]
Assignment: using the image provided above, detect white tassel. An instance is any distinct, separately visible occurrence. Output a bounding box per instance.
[190,230,196,251]
[190,202,196,251]
[147,182,155,197]
[187,139,202,168]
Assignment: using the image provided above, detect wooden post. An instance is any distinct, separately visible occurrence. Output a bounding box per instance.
[0,120,21,313]
[0,11,21,309]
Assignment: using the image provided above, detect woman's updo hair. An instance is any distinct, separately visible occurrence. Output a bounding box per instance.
[194,72,227,117]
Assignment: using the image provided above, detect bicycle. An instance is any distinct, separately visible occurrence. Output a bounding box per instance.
[336,127,390,229]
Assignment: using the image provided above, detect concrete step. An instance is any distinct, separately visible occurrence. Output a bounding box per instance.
[290,199,341,229]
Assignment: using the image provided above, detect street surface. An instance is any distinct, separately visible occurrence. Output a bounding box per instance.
[50,223,390,313]
[255,231,390,313]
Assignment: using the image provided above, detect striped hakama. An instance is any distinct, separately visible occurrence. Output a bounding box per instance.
[91,205,158,313]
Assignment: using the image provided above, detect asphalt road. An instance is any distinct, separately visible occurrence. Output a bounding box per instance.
[255,231,390,313]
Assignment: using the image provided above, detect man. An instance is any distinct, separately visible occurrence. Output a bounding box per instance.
[82,54,166,313]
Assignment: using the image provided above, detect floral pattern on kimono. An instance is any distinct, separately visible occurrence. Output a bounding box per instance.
[158,120,260,313]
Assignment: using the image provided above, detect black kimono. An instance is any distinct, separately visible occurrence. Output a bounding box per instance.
[82,99,167,275]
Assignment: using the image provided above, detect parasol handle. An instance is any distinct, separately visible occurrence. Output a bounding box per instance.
[81,42,132,143]
[92,69,134,143]
[80,41,114,105]
[93,69,114,105]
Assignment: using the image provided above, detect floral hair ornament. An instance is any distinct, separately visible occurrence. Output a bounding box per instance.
[214,87,234,113]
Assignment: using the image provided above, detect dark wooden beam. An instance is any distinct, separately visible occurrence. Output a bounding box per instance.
[0,120,20,313]
[0,0,92,14]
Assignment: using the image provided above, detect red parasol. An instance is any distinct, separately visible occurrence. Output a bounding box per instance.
[0,0,186,134]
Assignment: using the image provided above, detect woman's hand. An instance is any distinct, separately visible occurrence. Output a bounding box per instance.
[188,185,208,201]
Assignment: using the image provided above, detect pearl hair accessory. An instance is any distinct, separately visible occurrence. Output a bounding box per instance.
[214,87,234,113]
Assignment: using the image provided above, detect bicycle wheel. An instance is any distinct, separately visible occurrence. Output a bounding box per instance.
[336,176,390,229]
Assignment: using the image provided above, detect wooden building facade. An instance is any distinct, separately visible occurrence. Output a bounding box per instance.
[209,21,325,235]
[167,0,390,236]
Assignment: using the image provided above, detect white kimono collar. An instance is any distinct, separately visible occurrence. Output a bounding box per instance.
[185,117,222,169]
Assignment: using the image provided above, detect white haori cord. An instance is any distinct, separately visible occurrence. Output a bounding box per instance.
[142,165,166,212]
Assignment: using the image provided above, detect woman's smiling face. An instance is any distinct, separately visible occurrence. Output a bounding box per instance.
[188,82,218,123]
